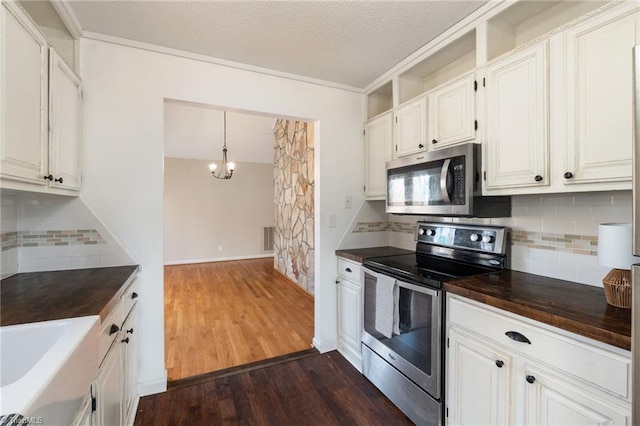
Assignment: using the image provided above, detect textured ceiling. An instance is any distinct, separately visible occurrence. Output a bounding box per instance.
[164,101,277,164]
[69,1,485,89]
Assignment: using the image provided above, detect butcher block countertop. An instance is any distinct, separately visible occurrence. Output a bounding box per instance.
[1,265,139,326]
[335,246,414,263]
[445,270,632,351]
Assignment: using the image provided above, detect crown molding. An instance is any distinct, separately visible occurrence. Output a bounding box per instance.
[49,0,82,39]
[81,31,364,94]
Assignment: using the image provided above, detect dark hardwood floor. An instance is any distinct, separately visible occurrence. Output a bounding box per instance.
[134,351,412,426]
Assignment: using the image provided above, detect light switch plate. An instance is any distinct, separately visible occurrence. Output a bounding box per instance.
[328,213,337,228]
[344,195,352,209]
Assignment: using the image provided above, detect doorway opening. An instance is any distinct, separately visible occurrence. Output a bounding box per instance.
[162,99,315,382]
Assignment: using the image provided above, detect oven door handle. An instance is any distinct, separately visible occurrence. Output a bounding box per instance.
[440,158,452,204]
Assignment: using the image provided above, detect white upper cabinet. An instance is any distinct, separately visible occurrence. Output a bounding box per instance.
[49,48,82,191]
[0,2,82,195]
[430,73,476,149]
[0,1,48,185]
[483,41,549,190]
[562,3,640,186]
[394,96,427,158]
[364,112,392,199]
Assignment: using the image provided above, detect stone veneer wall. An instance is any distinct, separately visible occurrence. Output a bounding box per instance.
[273,119,315,293]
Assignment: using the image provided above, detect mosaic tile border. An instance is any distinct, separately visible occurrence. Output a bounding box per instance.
[352,222,598,257]
[1,229,105,251]
[353,221,416,234]
[510,231,597,256]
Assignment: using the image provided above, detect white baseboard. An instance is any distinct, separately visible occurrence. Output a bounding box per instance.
[312,337,337,353]
[164,254,274,265]
[138,370,167,396]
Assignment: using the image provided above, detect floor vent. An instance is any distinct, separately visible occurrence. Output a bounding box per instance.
[262,226,275,252]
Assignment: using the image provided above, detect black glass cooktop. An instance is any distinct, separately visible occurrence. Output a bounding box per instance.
[363,253,499,288]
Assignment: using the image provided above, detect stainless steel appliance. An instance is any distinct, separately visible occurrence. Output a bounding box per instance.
[385,143,511,217]
[632,43,640,423]
[362,222,508,425]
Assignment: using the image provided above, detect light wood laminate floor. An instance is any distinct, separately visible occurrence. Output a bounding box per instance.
[165,258,314,381]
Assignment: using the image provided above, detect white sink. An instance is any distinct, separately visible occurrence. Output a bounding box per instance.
[0,316,100,424]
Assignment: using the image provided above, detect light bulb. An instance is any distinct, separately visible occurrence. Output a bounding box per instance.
[208,163,217,172]
[227,162,236,172]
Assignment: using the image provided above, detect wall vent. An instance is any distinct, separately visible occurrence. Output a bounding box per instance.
[262,226,275,252]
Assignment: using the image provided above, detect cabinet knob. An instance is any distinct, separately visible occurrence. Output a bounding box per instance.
[109,324,120,335]
[132,292,139,299]
[431,139,438,145]
[345,267,352,273]
[54,177,63,183]
[534,175,543,182]
[44,174,53,181]
[122,337,130,344]
[495,360,504,368]
[564,172,574,179]
[526,375,536,384]
[335,279,340,284]
[126,328,134,334]
[418,143,424,149]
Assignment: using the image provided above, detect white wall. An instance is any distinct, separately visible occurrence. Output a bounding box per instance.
[163,158,274,264]
[80,38,364,395]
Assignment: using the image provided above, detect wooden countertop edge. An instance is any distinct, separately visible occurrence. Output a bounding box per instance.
[98,266,140,322]
[444,284,631,351]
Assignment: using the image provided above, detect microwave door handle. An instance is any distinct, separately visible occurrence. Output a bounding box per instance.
[440,158,452,204]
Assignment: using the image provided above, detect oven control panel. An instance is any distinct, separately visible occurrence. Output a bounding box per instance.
[416,222,507,255]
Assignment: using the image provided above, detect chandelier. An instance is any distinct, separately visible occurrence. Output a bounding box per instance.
[208,111,235,180]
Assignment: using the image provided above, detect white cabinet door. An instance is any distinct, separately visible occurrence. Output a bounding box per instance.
[484,41,549,190]
[0,2,48,185]
[524,364,630,425]
[48,48,82,190]
[447,329,512,426]
[562,4,640,186]
[394,96,427,158]
[95,337,123,426]
[431,73,476,149]
[122,305,138,426]
[364,112,392,199]
[337,277,362,368]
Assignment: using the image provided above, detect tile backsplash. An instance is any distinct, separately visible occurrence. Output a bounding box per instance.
[0,192,134,277]
[340,191,633,288]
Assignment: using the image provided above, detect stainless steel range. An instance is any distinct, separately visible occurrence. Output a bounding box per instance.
[362,221,508,425]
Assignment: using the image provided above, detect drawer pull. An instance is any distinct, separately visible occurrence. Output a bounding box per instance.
[132,292,139,299]
[345,267,352,273]
[495,360,504,368]
[122,337,130,344]
[505,331,531,344]
[109,324,120,335]
[526,375,536,384]
[126,328,134,334]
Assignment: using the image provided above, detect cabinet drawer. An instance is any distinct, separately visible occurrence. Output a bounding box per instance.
[448,295,631,400]
[123,277,139,316]
[98,299,125,366]
[337,258,361,281]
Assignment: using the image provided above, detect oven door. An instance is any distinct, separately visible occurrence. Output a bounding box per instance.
[362,268,442,399]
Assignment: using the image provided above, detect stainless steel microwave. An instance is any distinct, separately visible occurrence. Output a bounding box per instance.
[386,143,510,217]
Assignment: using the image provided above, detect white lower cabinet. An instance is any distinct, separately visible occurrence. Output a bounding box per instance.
[447,329,512,425]
[95,336,124,426]
[446,294,631,425]
[336,257,363,371]
[93,278,139,426]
